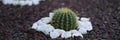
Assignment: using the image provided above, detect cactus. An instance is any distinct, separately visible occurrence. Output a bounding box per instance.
[50,8,78,31]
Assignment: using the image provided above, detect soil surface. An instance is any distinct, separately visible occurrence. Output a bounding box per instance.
[0,0,120,40]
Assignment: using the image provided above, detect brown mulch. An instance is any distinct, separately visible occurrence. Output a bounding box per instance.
[0,0,120,40]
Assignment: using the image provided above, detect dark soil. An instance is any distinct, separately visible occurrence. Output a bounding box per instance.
[0,0,120,40]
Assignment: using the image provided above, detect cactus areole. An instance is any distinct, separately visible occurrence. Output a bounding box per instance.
[50,8,78,31]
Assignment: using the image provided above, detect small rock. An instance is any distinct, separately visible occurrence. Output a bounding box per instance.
[50,31,60,38]
[70,30,83,38]
[36,26,43,31]
[12,1,19,6]
[32,0,40,5]
[80,17,90,22]
[31,23,38,29]
[72,33,83,38]
[26,1,33,6]
[19,1,26,6]
[78,17,93,31]
[40,17,51,24]
[37,24,55,35]
[78,21,93,31]
[36,20,47,26]
[69,30,78,34]
[61,32,72,38]
[78,28,87,34]
[54,29,65,34]
[2,0,43,6]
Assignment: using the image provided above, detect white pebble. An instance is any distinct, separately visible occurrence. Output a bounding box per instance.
[80,17,90,21]
[78,17,93,31]
[12,1,20,6]
[78,20,93,31]
[31,23,38,29]
[36,20,47,26]
[37,24,55,35]
[32,0,39,5]
[19,1,26,6]
[54,29,65,34]
[26,1,33,6]
[2,0,43,6]
[72,33,83,38]
[70,30,83,38]
[78,28,87,34]
[40,17,51,24]
[69,30,78,34]
[61,32,71,38]
[50,31,60,38]
[2,0,11,4]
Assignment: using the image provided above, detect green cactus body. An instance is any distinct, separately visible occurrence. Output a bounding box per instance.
[50,8,78,31]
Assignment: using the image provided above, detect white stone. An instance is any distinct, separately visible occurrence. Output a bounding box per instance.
[2,0,12,4]
[54,29,65,35]
[32,0,39,5]
[80,17,90,22]
[69,30,78,34]
[42,30,50,35]
[61,32,72,38]
[31,22,38,29]
[36,20,47,26]
[32,23,54,35]
[12,1,20,5]
[70,30,83,38]
[78,28,87,34]
[40,17,51,24]
[47,24,55,32]
[78,17,93,31]
[19,1,26,6]
[37,24,55,35]
[2,0,43,6]
[49,27,64,39]
[26,1,33,6]
[72,32,83,38]
[78,20,93,31]
[50,31,60,38]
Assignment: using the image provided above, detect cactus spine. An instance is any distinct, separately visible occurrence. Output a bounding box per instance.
[50,8,78,31]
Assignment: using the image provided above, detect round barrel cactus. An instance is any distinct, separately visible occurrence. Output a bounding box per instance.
[50,8,78,31]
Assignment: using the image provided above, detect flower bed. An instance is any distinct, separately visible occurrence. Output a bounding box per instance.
[31,12,93,38]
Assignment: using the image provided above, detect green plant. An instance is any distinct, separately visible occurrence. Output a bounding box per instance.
[50,8,78,31]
